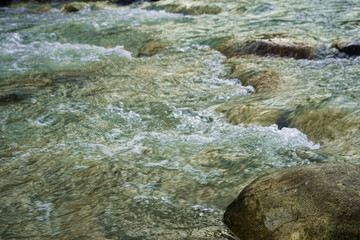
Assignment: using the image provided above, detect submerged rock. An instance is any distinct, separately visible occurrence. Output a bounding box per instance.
[288,108,360,144]
[225,60,282,93]
[143,0,222,15]
[216,34,316,59]
[9,2,54,13]
[332,40,360,56]
[288,108,360,161]
[59,1,119,12]
[61,2,88,13]
[239,71,281,93]
[113,0,139,5]
[224,163,360,240]
[218,103,285,127]
[114,0,159,6]
[136,40,169,57]
[27,6,53,13]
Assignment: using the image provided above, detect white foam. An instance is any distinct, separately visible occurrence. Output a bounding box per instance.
[0,33,132,75]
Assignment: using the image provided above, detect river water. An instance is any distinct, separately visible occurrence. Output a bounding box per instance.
[0,0,359,239]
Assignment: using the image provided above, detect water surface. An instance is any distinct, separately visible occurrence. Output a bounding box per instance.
[1,0,359,239]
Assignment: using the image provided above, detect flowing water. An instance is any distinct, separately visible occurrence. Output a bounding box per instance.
[0,0,359,239]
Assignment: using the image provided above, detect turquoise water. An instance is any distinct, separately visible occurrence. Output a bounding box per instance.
[0,1,359,239]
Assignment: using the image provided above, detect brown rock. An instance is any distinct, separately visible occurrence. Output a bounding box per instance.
[225,62,282,93]
[288,108,360,144]
[224,163,360,240]
[27,6,53,13]
[9,2,53,12]
[185,5,222,15]
[216,34,316,59]
[61,2,88,13]
[222,103,284,127]
[136,40,169,57]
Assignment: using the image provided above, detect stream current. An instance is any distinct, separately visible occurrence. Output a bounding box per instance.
[0,0,359,239]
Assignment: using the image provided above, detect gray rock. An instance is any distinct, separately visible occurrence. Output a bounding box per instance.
[224,163,360,240]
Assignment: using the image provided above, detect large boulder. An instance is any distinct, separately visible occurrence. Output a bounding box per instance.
[216,34,316,60]
[224,163,360,240]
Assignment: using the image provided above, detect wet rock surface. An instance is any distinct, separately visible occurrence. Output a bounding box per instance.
[136,40,170,57]
[288,108,360,144]
[143,0,222,15]
[332,40,360,56]
[216,34,316,60]
[224,58,283,93]
[224,163,360,240]
[8,1,54,12]
[218,103,284,127]
[61,2,88,13]
[114,0,159,6]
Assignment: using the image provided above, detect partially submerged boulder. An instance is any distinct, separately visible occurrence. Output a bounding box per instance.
[332,40,360,56]
[225,62,282,93]
[216,34,316,59]
[61,2,88,13]
[144,0,222,15]
[239,71,281,93]
[114,0,159,6]
[288,108,360,144]
[287,108,360,161]
[220,103,285,127]
[9,2,54,13]
[136,40,169,57]
[224,163,360,240]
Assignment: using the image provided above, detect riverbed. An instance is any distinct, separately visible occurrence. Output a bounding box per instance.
[0,0,359,239]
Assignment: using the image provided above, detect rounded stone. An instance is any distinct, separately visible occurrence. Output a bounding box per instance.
[216,34,316,60]
[224,163,360,240]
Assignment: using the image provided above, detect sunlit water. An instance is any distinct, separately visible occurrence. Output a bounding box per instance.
[0,1,359,239]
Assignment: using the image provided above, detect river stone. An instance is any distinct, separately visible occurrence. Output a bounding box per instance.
[136,40,169,57]
[288,108,360,144]
[61,2,88,13]
[332,40,360,56]
[216,34,316,59]
[27,6,53,13]
[143,0,222,15]
[222,103,284,127]
[114,0,159,6]
[226,65,282,93]
[224,163,360,240]
[9,2,54,13]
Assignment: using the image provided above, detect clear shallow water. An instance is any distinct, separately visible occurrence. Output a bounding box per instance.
[0,1,359,239]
